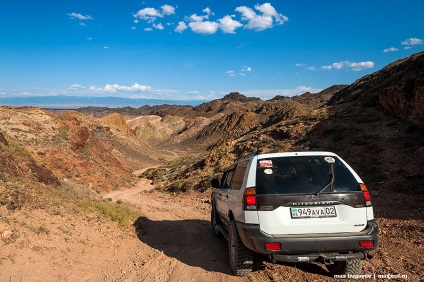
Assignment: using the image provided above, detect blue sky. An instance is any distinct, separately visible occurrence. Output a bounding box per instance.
[1,0,423,102]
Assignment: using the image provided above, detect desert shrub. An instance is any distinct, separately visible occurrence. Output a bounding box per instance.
[78,200,138,226]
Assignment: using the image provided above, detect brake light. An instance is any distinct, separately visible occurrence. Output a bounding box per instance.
[360,183,372,206]
[243,187,256,210]
[265,242,281,251]
[363,191,371,201]
[360,240,374,249]
[245,195,256,205]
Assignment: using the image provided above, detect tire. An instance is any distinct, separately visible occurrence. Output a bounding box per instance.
[211,203,222,237]
[327,259,363,275]
[228,220,253,276]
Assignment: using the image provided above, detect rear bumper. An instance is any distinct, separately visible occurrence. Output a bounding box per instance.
[236,220,379,262]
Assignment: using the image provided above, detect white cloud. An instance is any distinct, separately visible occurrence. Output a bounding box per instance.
[307,66,317,71]
[226,70,235,76]
[161,4,176,16]
[68,84,86,90]
[332,61,347,70]
[235,3,288,31]
[175,21,188,33]
[219,15,243,34]
[297,85,312,92]
[188,13,209,22]
[79,23,86,26]
[67,13,93,20]
[131,26,136,30]
[226,66,253,77]
[189,21,219,34]
[383,47,398,53]
[349,61,374,71]
[254,3,288,24]
[144,28,153,32]
[91,83,151,93]
[103,46,109,49]
[235,6,256,21]
[295,63,305,67]
[135,7,161,21]
[187,90,199,94]
[203,7,212,15]
[87,37,93,40]
[401,37,423,46]
[134,3,287,35]
[153,23,164,30]
[321,60,374,71]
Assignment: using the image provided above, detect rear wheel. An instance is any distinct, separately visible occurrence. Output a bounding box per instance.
[327,259,363,275]
[211,203,221,237]
[228,220,253,276]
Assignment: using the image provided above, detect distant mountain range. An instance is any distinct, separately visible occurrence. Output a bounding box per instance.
[0,95,206,108]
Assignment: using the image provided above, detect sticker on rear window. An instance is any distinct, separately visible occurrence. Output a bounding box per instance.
[259,160,273,168]
[324,157,335,163]
[264,169,273,175]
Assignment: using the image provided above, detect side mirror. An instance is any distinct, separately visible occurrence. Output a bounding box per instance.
[211,178,220,188]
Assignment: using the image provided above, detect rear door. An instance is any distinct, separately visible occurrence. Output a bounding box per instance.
[255,155,369,235]
[215,168,234,224]
[226,160,249,221]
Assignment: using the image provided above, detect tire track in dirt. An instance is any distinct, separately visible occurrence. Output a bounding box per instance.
[103,171,243,282]
[102,170,423,282]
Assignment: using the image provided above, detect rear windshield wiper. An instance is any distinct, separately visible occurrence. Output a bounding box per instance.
[315,176,334,196]
[315,159,335,196]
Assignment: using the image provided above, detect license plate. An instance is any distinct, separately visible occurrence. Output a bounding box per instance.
[291,206,337,218]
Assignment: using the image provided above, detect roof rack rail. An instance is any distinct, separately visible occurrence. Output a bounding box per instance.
[236,150,262,162]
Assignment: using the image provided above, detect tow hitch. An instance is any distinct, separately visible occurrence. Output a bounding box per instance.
[318,254,333,265]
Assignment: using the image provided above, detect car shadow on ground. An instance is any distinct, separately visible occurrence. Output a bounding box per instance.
[133,216,334,278]
[133,216,232,274]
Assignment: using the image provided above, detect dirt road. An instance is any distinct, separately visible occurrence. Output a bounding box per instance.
[101,175,423,282]
[1,174,422,281]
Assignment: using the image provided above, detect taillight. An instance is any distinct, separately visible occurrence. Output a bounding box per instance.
[360,240,374,249]
[243,187,256,210]
[245,195,256,205]
[360,183,372,206]
[363,191,371,201]
[265,242,281,251]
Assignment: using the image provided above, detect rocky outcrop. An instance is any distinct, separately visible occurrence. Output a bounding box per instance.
[130,115,187,144]
[221,92,261,102]
[100,113,131,134]
[197,111,259,139]
[329,51,424,125]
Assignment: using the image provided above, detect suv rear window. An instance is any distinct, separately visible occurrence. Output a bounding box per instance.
[256,156,359,195]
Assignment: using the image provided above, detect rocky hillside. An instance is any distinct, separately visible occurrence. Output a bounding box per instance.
[140,52,424,198]
[329,51,424,126]
[1,52,423,281]
[0,107,163,194]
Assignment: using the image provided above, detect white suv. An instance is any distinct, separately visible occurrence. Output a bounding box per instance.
[211,151,378,276]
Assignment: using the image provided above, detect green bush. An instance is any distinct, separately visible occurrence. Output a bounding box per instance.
[78,200,138,226]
